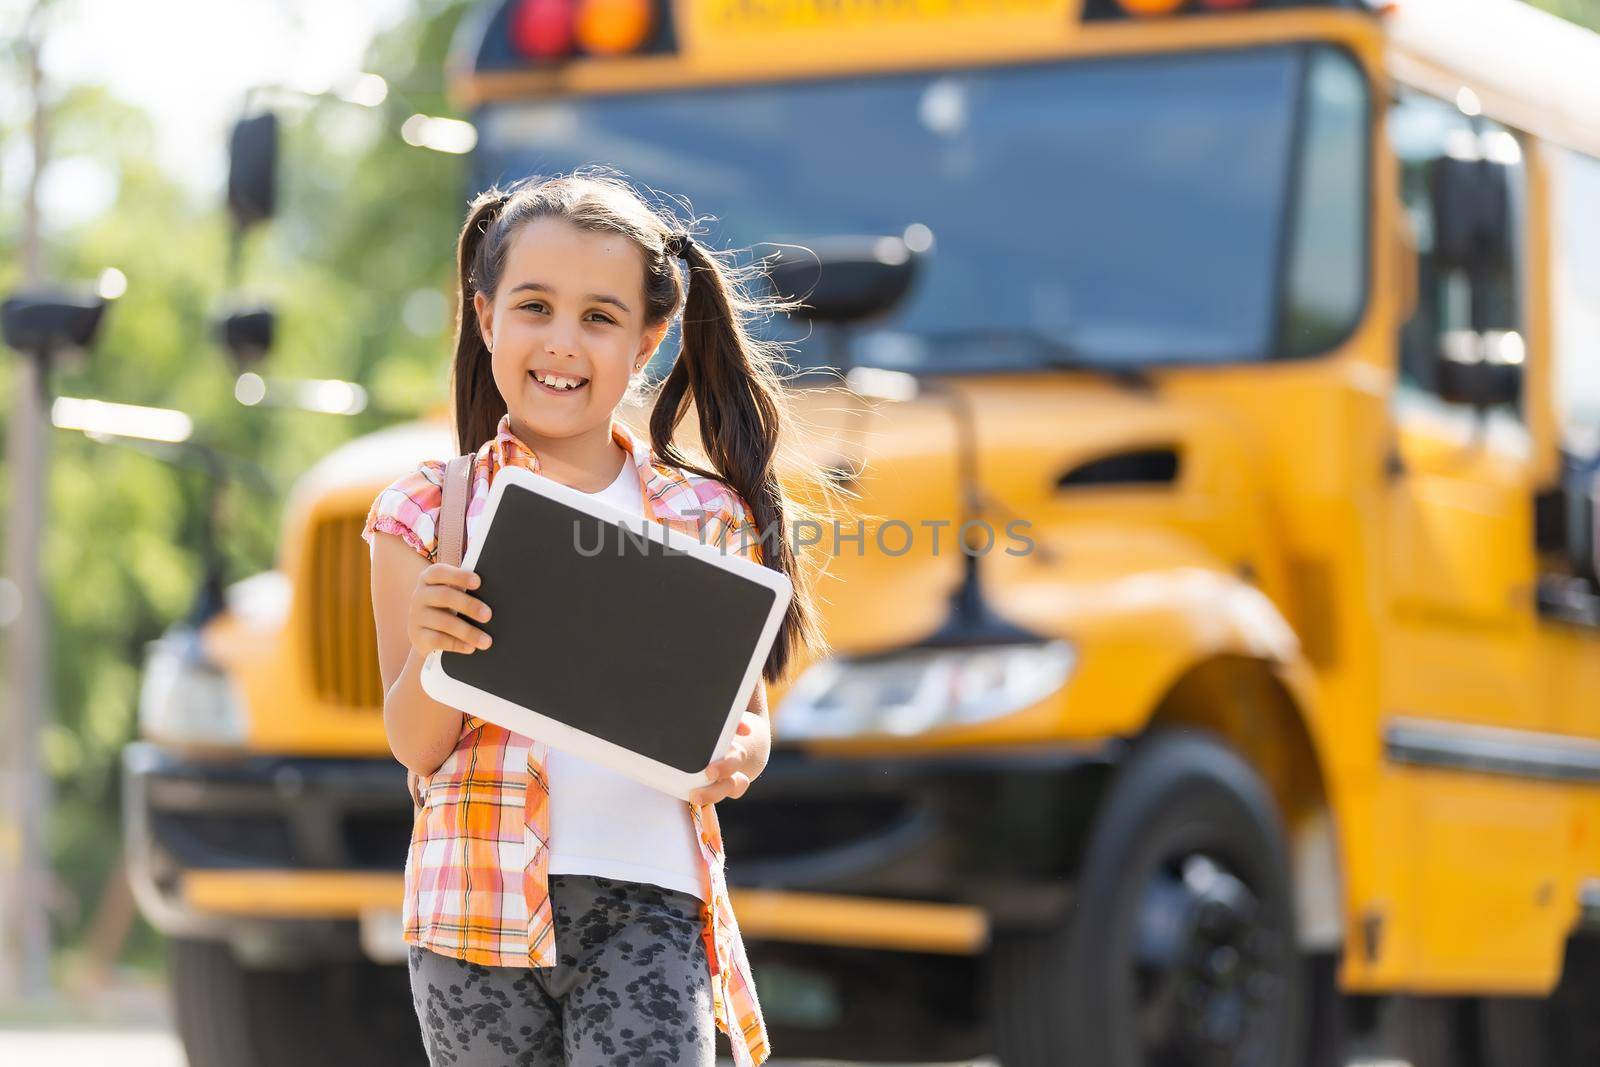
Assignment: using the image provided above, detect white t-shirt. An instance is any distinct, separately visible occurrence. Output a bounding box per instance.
[543,449,708,902]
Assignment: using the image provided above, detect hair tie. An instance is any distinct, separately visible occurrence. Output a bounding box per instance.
[663,232,690,259]
[476,192,511,235]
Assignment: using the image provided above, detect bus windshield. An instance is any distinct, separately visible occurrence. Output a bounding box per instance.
[472,43,1357,373]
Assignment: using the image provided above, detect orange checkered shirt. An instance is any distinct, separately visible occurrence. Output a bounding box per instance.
[361,411,771,1067]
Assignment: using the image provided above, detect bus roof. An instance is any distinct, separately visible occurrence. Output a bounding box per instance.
[446,0,1600,160]
[1387,0,1600,159]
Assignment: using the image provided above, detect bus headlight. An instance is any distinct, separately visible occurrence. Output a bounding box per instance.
[137,627,248,745]
[775,640,1077,740]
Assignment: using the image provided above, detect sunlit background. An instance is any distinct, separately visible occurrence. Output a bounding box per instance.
[2,0,1599,1064]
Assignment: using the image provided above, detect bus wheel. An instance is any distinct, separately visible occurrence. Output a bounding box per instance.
[988,729,1306,1067]
[1479,937,1600,1067]
[167,936,426,1067]
[1380,996,1476,1067]
[166,936,316,1067]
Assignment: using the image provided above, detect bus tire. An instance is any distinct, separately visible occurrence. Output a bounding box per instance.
[1479,937,1600,1067]
[167,936,426,1067]
[1380,995,1476,1067]
[165,937,260,1067]
[1303,950,1353,1067]
[1479,995,1548,1066]
[987,728,1307,1067]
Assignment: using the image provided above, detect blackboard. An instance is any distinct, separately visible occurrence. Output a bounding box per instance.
[419,465,791,801]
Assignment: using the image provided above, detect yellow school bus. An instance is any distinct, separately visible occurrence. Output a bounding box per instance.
[123,0,1600,1064]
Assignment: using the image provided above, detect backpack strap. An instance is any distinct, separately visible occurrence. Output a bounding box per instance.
[437,454,473,567]
[406,454,467,809]
[408,452,472,812]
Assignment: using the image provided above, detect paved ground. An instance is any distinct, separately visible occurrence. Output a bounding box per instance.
[2,1028,187,1066]
[0,975,1409,1066]
[0,1027,1413,1067]
[0,1026,994,1067]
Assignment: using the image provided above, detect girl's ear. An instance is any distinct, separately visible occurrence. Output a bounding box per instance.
[636,320,669,371]
[474,290,495,351]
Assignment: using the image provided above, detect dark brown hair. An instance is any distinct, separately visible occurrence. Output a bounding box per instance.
[448,165,834,683]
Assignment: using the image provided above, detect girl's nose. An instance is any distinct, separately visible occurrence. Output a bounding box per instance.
[544,325,581,360]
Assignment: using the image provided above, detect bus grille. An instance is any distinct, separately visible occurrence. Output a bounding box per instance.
[307,514,384,709]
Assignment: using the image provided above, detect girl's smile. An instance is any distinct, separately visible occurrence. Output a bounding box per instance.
[529,368,590,395]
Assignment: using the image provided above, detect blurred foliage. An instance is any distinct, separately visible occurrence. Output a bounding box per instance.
[0,0,471,972]
[1528,0,1600,28]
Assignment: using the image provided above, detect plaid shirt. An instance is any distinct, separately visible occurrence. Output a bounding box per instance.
[361,411,770,1067]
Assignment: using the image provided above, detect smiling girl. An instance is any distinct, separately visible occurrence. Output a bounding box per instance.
[362,167,826,1066]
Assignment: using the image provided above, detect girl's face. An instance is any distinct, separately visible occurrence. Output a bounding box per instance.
[476,216,668,441]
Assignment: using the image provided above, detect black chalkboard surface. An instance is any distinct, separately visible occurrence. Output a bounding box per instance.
[419,464,791,801]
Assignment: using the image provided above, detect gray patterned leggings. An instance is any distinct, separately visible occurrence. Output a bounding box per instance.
[406,873,715,1066]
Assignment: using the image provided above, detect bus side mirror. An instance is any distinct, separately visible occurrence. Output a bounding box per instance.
[1429,150,1519,410]
[763,235,922,325]
[1429,153,1512,278]
[1588,467,1600,584]
[1435,330,1521,409]
[1564,450,1600,584]
[1393,203,1418,326]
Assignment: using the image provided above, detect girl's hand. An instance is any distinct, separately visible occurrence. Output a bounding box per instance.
[407,563,494,657]
[689,712,768,805]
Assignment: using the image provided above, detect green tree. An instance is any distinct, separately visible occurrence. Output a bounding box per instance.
[1528,0,1600,31]
[0,0,471,979]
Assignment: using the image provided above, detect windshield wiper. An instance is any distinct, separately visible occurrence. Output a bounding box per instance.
[911,328,1154,390]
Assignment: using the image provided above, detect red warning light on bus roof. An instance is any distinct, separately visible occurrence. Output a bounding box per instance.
[510,0,576,59]
[508,0,656,59]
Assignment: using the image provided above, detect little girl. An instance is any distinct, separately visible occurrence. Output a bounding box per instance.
[361,168,826,1067]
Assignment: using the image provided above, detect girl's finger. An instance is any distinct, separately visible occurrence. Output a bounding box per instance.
[433,613,491,649]
[418,628,476,656]
[426,564,481,590]
[426,631,480,655]
[426,585,492,622]
[694,784,726,805]
[700,774,744,804]
[693,770,727,803]
[421,609,492,649]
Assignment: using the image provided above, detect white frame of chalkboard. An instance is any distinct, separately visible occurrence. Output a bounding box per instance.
[418,464,792,802]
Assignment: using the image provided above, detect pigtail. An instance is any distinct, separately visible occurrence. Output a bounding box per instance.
[442,165,832,684]
[449,188,514,456]
[648,238,828,684]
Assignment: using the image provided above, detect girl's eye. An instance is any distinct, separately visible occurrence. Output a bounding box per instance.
[518,302,614,325]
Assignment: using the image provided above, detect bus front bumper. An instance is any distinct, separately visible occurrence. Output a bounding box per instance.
[120,740,415,965]
[122,737,1121,966]
[716,740,1122,931]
